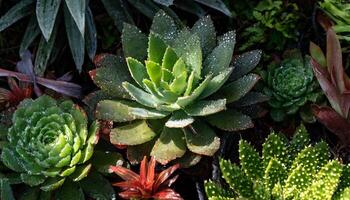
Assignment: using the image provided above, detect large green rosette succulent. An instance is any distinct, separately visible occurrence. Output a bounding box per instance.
[263,52,322,122]
[1,95,99,191]
[88,10,266,165]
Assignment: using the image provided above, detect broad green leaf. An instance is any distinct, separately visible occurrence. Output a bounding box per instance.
[184,121,220,156]
[70,164,92,182]
[1,147,24,172]
[153,0,174,6]
[229,50,262,81]
[217,73,260,103]
[20,174,46,186]
[143,79,177,103]
[91,151,124,174]
[165,110,194,128]
[19,15,40,56]
[151,127,187,164]
[56,179,84,200]
[150,10,178,44]
[126,57,148,87]
[80,170,116,200]
[0,179,15,200]
[203,31,235,76]
[192,15,216,57]
[36,0,61,40]
[172,151,202,168]
[173,29,202,78]
[123,82,164,108]
[122,23,148,61]
[199,67,233,99]
[110,120,157,145]
[96,100,168,122]
[195,0,232,17]
[162,47,178,71]
[148,34,167,64]
[40,177,65,191]
[145,60,162,85]
[184,99,226,116]
[64,0,85,36]
[232,92,269,107]
[85,7,97,61]
[64,3,84,72]
[0,0,34,32]
[127,139,157,164]
[101,0,133,31]
[170,71,187,95]
[206,109,253,131]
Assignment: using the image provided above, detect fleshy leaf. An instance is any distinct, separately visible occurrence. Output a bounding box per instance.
[184,99,226,116]
[206,109,253,131]
[165,110,194,128]
[230,50,262,81]
[191,15,216,57]
[150,10,178,44]
[122,23,148,61]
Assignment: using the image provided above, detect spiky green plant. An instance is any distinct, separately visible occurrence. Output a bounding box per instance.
[205,124,350,200]
[263,52,323,122]
[87,10,266,165]
[0,95,99,192]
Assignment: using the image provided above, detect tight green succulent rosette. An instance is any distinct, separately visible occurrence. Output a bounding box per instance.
[263,52,323,122]
[1,95,99,192]
[89,10,266,165]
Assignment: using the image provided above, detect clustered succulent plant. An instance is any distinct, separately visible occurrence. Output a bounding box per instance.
[1,95,99,192]
[205,124,350,200]
[263,51,323,122]
[88,10,266,165]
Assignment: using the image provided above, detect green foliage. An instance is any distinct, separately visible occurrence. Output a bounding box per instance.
[263,51,323,122]
[205,124,350,200]
[240,0,300,51]
[89,10,266,165]
[1,95,98,191]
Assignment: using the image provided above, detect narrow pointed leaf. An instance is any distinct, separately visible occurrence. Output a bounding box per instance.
[36,0,61,41]
[206,109,253,131]
[122,23,147,61]
[19,15,41,56]
[64,0,85,36]
[126,57,148,87]
[229,50,262,81]
[101,0,133,31]
[150,10,178,44]
[80,170,116,200]
[192,15,216,57]
[0,0,34,32]
[199,67,233,99]
[194,0,232,17]
[34,30,58,76]
[85,7,97,60]
[148,34,167,64]
[0,179,15,200]
[56,179,84,200]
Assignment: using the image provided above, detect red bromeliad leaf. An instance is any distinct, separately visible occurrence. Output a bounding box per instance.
[110,156,182,200]
[0,78,32,107]
[312,105,350,145]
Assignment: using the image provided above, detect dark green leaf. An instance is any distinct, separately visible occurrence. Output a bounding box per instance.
[151,127,187,164]
[232,92,269,107]
[85,7,97,61]
[80,170,116,200]
[19,15,40,56]
[18,187,40,200]
[173,1,205,17]
[153,0,174,6]
[101,0,133,31]
[56,179,84,200]
[127,0,159,19]
[110,120,157,145]
[64,3,85,72]
[40,177,65,191]
[1,147,24,172]
[20,174,46,186]
[206,109,253,131]
[91,151,124,174]
[150,10,178,44]
[122,23,148,61]
[123,82,164,108]
[0,179,15,200]
[192,16,216,57]
[165,110,194,128]
[148,34,167,64]
[0,0,34,32]
[126,57,148,87]
[199,67,233,99]
[127,139,157,164]
[230,50,262,81]
[184,121,220,156]
[195,0,232,17]
[64,0,85,36]
[184,99,226,116]
[96,100,168,122]
[172,151,202,168]
[36,0,61,40]
[70,164,92,182]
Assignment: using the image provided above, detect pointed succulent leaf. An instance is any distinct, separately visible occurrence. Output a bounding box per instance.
[80,170,116,200]
[184,121,220,156]
[36,0,61,41]
[96,100,169,122]
[122,23,148,61]
[262,132,289,167]
[148,34,167,64]
[21,174,46,187]
[162,47,178,72]
[122,82,164,108]
[239,140,263,180]
[264,158,287,190]
[150,10,178,44]
[165,110,194,128]
[151,128,186,165]
[110,120,157,145]
[0,0,34,32]
[309,42,326,68]
[64,0,85,36]
[204,180,235,200]
[127,139,156,165]
[56,179,84,200]
[198,67,233,99]
[184,99,226,116]
[232,92,269,107]
[230,50,262,81]
[0,179,15,200]
[289,124,311,158]
[206,109,253,131]
[191,16,216,57]
[40,177,65,191]
[85,7,97,61]
[126,57,148,87]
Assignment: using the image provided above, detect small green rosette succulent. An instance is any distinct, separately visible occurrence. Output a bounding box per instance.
[1,95,99,191]
[89,10,266,165]
[263,53,322,122]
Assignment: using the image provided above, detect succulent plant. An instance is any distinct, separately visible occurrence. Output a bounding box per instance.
[0,78,32,110]
[205,124,350,200]
[263,51,323,122]
[1,95,99,191]
[88,10,266,165]
[109,156,182,200]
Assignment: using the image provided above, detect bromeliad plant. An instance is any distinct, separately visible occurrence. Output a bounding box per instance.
[263,51,323,122]
[88,10,266,165]
[1,95,99,193]
[109,156,182,200]
[205,124,350,200]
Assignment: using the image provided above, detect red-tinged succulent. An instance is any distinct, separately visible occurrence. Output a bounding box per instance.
[0,78,32,108]
[310,25,350,145]
[109,156,183,200]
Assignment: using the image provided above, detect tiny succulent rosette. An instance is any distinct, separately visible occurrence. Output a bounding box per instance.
[1,95,99,191]
[205,124,350,200]
[87,10,266,165]
[263,52,323,122]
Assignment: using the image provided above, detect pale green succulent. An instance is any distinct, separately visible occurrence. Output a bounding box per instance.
[1,95,99,191]
[205,124,350,200]
[88,10,266,165]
